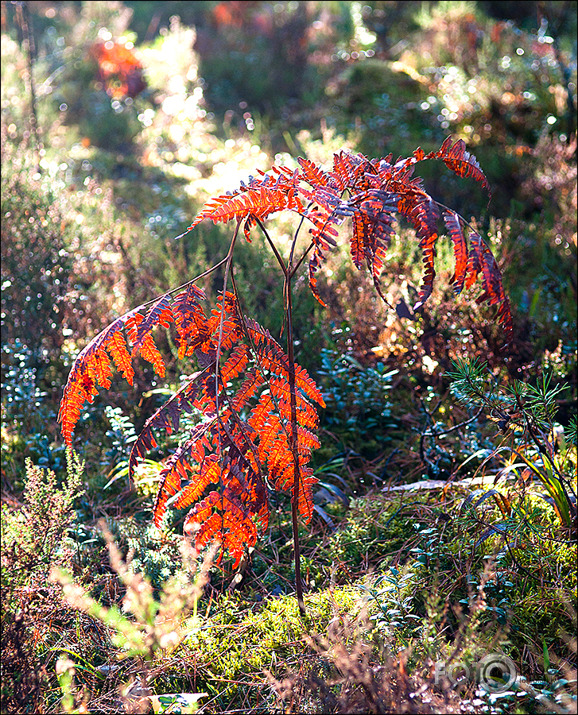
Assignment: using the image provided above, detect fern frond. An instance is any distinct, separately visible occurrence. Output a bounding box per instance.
[231,368,266,412]
[247,391,276,434]
[428,137,491,196]
[186,137,509,341]
[224,466,270,531]
[246,320,324,409]
[293,364,326,408]
[60,136,514,587]
[153,422,214,526]
[468,231,513,339]
[207,292,243,352]
[130,294,174,347]
[307,248,328,307]
[134,330,166,377]
[183,491,259,568]
[173,453,223,510]
[390,138,490,197]
[189,186,303,233]
[59,304,157,447]
[397,194,440,308]
[274,462,317,523]
[347,189,398,280]
[332,151,368,192]
[106,331,134,383]
[443,210,468,294]
[297,156,336,189]
[129,367,213,477]
[246,320,289,372]
[172,284,211,359]
[220,344,250,384]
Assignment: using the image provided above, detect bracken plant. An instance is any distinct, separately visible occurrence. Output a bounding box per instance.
[58,137,513,613]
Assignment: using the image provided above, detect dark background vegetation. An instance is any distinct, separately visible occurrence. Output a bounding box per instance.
[1,1,576,713]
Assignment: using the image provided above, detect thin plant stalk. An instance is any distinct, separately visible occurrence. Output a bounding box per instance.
[286,226,307,617]
[254,214,307,616]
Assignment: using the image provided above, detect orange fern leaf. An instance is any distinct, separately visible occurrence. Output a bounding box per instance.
[60,137,514,593]
[183,491,259,568]
[231,368,266,411]
[137,332,166,377]
[59,285,226,448]
[274,462,317,523]
[129,367,214,477]
[428,137,491,197]
[106,331,134,383]
[443,210,468,294]
[397,194,440,309]
[297,156,337,190]
[224,467,269,532]
[190,186,303,233]
[468,231,513,339]
[153,422,214,526]
[59,305,147,447]
[173,453,224,510]
[220,344,250,384]
[347,189,398,280]
[172,284,211,359]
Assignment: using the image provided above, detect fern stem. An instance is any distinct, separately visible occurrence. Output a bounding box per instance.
[285,234,306,617]
[252,216,306,614]
[288,213,307,268]
[289,240,314,279]
[285,276,306,617]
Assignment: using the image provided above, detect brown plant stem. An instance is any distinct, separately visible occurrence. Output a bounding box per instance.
[285,229,307,617]
[284,271,306,617]
[251,214,307,615]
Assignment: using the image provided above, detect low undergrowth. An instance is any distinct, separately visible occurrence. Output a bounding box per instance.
[2,455,575,714]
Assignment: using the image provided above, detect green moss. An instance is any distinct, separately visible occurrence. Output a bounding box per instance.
[175,586,359,707]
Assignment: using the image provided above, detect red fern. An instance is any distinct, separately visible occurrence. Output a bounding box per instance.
[189,167,303,241]
[128,367,213,477]
[183,491,260,569]
[430,136,492,197]
[189,137,511,337]
[297,156,336,189]
[389,137,491,197]
[443,210,469,294]
[58,302,167,447]
[152,422,214,526]
[60,136,513,586]
[468,231,513,336]
[172,284,212,359]
[58,285,325,565]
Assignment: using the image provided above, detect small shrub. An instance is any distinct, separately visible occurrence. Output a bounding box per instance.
[50,525,212,714]
[1,455,85,588]
[318,341,399,458]
[447,358,577,531]
[1,454,84,713]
